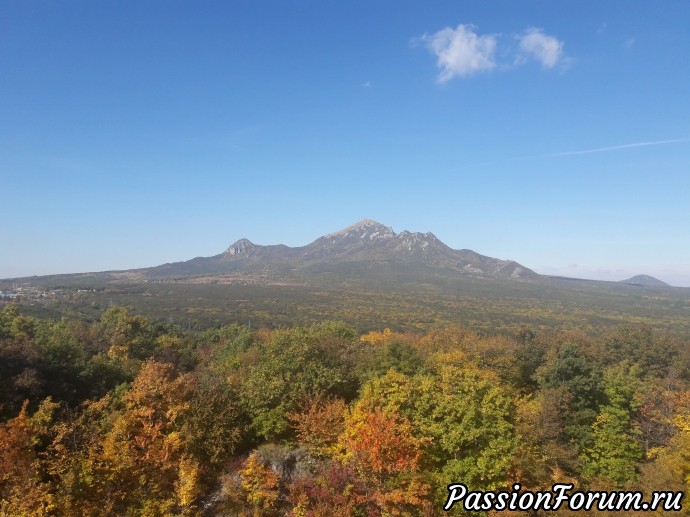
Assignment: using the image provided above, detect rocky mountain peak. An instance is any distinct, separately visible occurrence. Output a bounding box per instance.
[224,238,256,255]
[324,219,395,241]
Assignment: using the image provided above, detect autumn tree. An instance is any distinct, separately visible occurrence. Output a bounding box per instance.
[287,394,346,458]
[356,361,519,510]
[0,400,55,516]
[239,450,281,516]
[288,461,370,516]
[641,389,690,500]
[338,405,431,515]
[96,360,200,514]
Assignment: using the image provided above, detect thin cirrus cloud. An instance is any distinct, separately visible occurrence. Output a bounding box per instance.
[419,23,565,82]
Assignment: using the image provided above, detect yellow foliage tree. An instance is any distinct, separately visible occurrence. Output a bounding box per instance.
[359,328,394,346]
[97,360,200,513]
[0,401,55,516]
[240,451,280,516]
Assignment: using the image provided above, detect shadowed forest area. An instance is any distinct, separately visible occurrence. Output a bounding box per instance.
[1,304,689,515]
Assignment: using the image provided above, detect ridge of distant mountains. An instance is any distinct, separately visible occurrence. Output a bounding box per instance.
[143,219,538,281]
[1,220,675,289]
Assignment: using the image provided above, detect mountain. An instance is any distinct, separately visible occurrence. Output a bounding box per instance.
[619,275,670,287]
[141,219,539,279]
[143,219,538,282]
[5,220,690,335]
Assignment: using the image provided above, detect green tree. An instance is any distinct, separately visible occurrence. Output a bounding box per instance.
[581,365,644,487]
[95,306,159,362]
[358,361,518,494]
[236,323,358,440]
[595,326,675,378]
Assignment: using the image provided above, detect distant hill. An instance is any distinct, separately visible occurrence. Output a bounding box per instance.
[619,275,670,287]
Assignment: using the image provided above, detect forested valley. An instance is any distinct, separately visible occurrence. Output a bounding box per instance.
[1,304,689,516]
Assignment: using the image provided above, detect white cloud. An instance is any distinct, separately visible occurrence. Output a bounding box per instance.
[624,38,635,50]
[517,28,564,68]
[418,24,566,81]
[421,24,497,82]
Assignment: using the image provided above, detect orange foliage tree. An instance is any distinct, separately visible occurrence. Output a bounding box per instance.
[0,400,55,516]
[338,406,431,515]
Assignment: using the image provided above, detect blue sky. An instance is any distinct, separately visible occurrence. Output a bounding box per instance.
[2,1,689,285]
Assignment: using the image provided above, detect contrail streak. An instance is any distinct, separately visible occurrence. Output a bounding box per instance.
[461,137,689,170]
[544,138,690,158]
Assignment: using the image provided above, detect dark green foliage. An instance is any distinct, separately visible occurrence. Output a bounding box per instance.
[509,328,547,392]
[0,306,150,419]
[581,365,644,486]
[538,343,602,450]
[355,339,424,382]
[182,374,249,467]
[197,323,255,370]
[78,353,133,400]
[595,326,676,377]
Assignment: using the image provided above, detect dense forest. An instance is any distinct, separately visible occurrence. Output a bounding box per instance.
[1,304,689,516]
